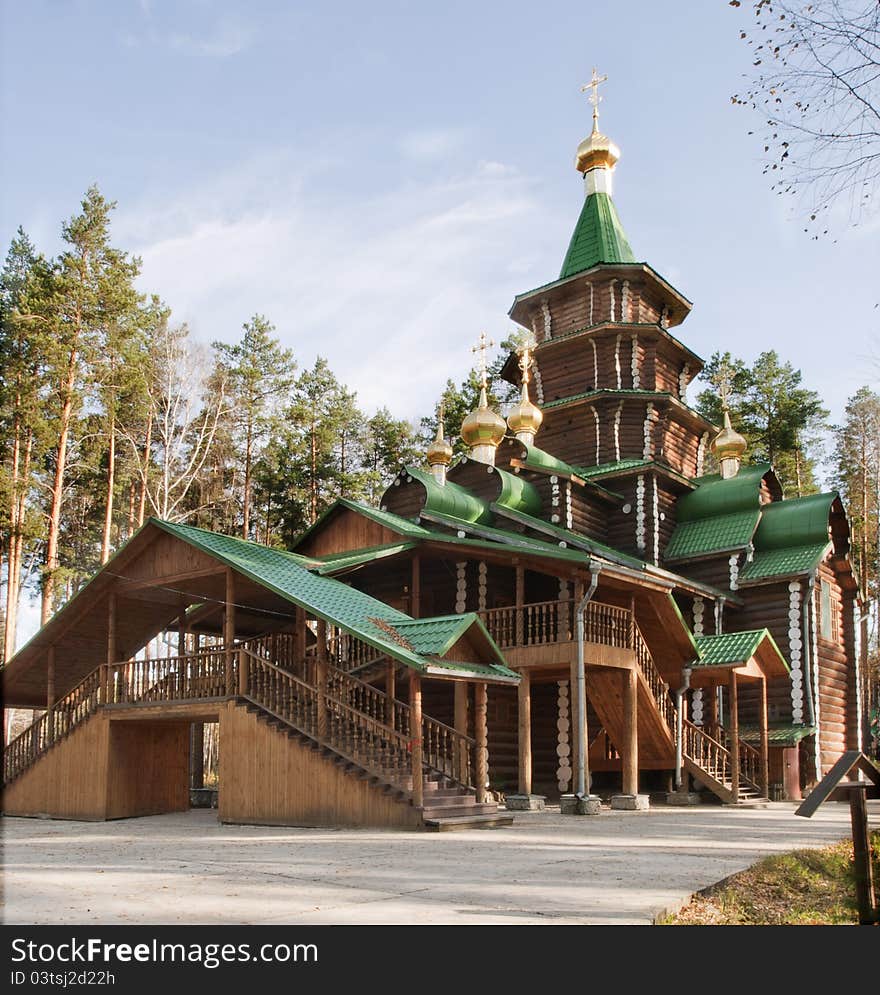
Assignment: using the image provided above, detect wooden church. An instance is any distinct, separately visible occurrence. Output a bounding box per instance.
[2,77,863,830]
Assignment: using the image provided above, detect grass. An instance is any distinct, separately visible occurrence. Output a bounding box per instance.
[661,831,880,925]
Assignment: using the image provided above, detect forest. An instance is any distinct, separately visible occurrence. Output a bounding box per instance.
[1,184,879,687]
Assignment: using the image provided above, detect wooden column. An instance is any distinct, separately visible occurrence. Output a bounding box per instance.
[190,723,205,790]
[295,605,307,680]
[475,681,488,804]
[517,669,532,796]
[409,671,423,808]
[177,598,187,656]
[410,555,421,619]
[46,646,56,743]
[385,661,396,728]
[759,676,770,799]
[515,565,524,644]
[454,680,469,783]
[729,669,739,801]
[706,680,719,739]
[224,568,235,695]
[104,591,117,703]
[570,652,582,792]
[622,666,638,795]
[316,618,328,739]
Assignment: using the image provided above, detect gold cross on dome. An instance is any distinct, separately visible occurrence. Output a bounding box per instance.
[472,331,495,389]
[717,361,733,411]
[581,67,608,129]
[517,334,537,384]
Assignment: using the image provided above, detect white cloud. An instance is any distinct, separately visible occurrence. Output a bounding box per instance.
[120,148,558,421]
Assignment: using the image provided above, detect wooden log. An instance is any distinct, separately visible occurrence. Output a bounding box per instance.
[475,681,488,804]
[386,661,396,728]
[760,676,769,799]
[410,672,423,808]
[316,618,328,739]
[515,566,525,645]
[411,554,421,619]
[46,646,56,743]
[622,667,638,795]
[849,787,878,925]
[224,568,235,694]
[518,670,532,795]
[729,670,739,799]
[454,681,468,783]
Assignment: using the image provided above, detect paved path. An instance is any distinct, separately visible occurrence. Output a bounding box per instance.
[3,801,877,925]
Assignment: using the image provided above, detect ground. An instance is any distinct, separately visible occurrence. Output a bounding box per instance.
[3,801,877,925]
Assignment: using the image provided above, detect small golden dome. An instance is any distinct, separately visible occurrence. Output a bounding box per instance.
[507,382,544,437]
[426,421,453,467]
[711,409,747,462]
[460,387,507,449]
[575,125,620,174]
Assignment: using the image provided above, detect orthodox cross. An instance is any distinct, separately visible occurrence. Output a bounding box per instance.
[517,333,537,384]
[581,67,608,130]
[472,331,494,390]
[717,360,734,412]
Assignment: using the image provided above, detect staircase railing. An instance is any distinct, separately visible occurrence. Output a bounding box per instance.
[107,647,228,703]
[632,622,676,734]
[682,719,763,797]
[3,667,103,783]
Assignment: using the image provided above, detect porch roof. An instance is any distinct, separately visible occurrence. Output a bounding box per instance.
[691,629,789,683]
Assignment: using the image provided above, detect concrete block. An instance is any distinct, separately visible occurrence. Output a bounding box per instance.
[610,793,650,811]
[665,791,702,807]
[505,794,546,812]
[560,793,602,816]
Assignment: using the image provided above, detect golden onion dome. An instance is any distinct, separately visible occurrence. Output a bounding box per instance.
[575,124,620,174]
[507,382,544,437]
[426,421,453,467]
[711,409,747,462]
[460,387,507,449]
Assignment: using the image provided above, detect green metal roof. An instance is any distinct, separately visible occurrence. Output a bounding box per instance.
[693,628,788,672]
[560,192,636,279]
[493,466,542,517]
[576,458,652,479]
[315,542,418,575]
[515,445,583,478]
[152,519,514,679]
[664,510,761,563]
[750,492,836,551]
[543,388,666,411]
[402,466,493,525]
[738,724,816,746]
[679,464,771,522]
[738,543,831,583]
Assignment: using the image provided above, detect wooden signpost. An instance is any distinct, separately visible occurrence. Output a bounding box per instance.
[795,751,880,925]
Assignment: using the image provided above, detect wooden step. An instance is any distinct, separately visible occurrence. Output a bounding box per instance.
[420,802,499,819]
[423,812,515,832]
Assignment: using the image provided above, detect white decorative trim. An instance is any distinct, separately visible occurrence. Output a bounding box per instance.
[635,475,646,551]
[592,408,601,464]
[631,333,640,388]
[609,280,617,323]
[642,402,654,459]
[728,553,740,591]
[660,304,669,329]
[614,333,622,389]
[588,283,594,326]
[788,581,804,722]
[652,476,660,565]
[696,431,709,477]
[532,361,544,405]
[455,562,467,614]
[591,339,598,389]
[541,301,552,341]
[613,401,623,461]
[621,280,630,322]
[565,482,573,530]
[692,597,705,726]
[679,363,690,402]
[478,561,488,612]
[551,477,560,510]
[556,681,572,793]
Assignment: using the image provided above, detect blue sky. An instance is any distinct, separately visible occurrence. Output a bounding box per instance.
[2,0,878,442]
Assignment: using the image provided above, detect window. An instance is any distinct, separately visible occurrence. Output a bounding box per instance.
[820,580,832,640]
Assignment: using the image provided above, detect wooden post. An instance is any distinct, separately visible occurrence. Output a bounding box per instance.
[629,594,636,648]
[105,591,117,703]
[316,618,328,739]
[849,786,878,925]
[515,565,525,645]
[411,555,421,619]
[46,646,56,743]
[454,680,468,783]
[706,680,719,739]
[190,723,205,790]
[238,648,248,697]
[177,598,187,657]
[622,666,638,795]
[295,605,307,679]
[385,661,396,728]
[570,652,582,793]
[475,681,488,804]
[759,676,770,799]
[410,671,423,808]
[729,669,739,802]
[518,669,532,796]
[224,568,235,695]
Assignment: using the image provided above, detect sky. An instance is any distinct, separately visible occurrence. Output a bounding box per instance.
[1,0,878,442]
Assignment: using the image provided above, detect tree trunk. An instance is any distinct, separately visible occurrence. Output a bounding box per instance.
[100,404,115,564]
[137,406,152,527]
[242,422,252,540]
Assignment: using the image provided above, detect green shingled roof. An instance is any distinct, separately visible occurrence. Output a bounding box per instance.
[315,542,418,575]
[664,510,761,563]
[402,466,493,525]
[576,459,652,479]
[680,464,771,521]
[560,192,636,278]
[739,724,816,746]
[392,616,476,657]
[738,543,831,583]
[152,519,515,679]
[693,629,787,671]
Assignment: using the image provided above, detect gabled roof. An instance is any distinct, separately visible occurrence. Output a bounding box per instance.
[692,628,789,679]
[664,510,761,563]
[738,543,831,584]
[559,191,636,278]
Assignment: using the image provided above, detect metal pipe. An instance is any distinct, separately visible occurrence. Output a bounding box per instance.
[575,562,601,798]
[674,667,692,789]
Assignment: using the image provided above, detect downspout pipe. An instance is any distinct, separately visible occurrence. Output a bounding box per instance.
[576,562,601,798]
[674,667,693,789]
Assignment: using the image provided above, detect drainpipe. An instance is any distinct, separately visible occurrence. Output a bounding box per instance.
[802,570,817,727]
[576,561,601,798]
[674,667,692,789]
